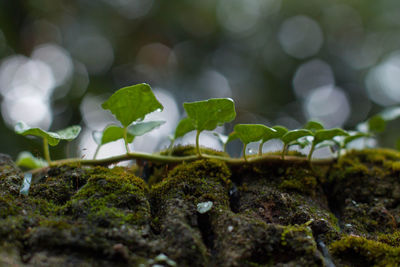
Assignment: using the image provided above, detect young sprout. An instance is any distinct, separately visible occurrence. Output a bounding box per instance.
[234,124,275,161]
[16,151,48,169]
[308,128,349,160]
[101,83,163,153]
[168,117,195,155]
[280,129,313,160]
[92,120,165,159]
[15,122,81,164]
[258,126,288,156]
[183,98,236,157]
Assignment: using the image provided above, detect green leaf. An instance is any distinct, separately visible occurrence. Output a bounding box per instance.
[127,120,165,136]
[234,124,275,144]
[94,125,134,146]
[281,129,313,145]
[313,128,349,145]
[174,117,195,139]
[368,115,386,133]
[16,151,48,169]
[101,83,163,127]
[15,122,81,146]
[183,98,236,132]
[343,132,370,147]
[261,125,288,142]
[304,120,324,132]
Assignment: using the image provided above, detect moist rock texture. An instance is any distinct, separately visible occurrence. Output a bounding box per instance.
[1,148,400,266]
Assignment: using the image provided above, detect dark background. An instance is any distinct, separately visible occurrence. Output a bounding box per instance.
[1,0,400,160]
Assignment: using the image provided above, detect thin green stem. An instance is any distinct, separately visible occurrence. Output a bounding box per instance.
[243,144,248,162]
[282,144,288,160]
[195,130,202,157]
[93,145,102,159]
[258,141,265,156]
[43,138,51,164]
[308,143,316,161]
[123,127,130,153]
[168,139,175,156]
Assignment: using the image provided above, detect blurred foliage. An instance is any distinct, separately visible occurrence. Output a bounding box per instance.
[1,0,400,158]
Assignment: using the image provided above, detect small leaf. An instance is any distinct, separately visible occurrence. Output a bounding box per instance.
[234,124,275,144]
[16,151,48,169]
[368,115,386,133]
[174,117,195,139]
[183,98,236,132]
[15,122,81,146]
[20,173,32,196]
[102,83,163,127]
[127,120,165,136]
[343,132,370,147]
[262,125,288,142]
[281,129,313,145]
[304,120,324,132]
[197,201,213,214]
[93,125,134,145]
[313,128,349,145]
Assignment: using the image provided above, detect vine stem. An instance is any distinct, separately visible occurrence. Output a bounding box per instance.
[258,141,264,156]
[43,138,51,164]
[308,143,316,161]
[39,151,334,172]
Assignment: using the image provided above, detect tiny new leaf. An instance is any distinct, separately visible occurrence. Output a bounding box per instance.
[183,98,236,132]
[16,151,48,169]
[15,122,81,146]
[234,124,275,144]
[102,83,163,127]
[93,125,134,146]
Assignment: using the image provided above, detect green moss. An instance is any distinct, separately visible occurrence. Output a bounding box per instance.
[281,224,313,247]
[151,159,231,208]
[377,231,400,247]
[279,167,317,196]
[64,166,150,227]
[330,235,400,266]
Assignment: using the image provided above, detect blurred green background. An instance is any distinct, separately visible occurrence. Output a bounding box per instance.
[1,0,400,160]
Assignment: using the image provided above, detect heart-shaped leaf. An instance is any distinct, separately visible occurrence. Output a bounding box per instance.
[102,83,163,127]
[234,124,275,144]
[127,120,166,136]
[313,128,349,145]
[15,122,81,146]
[304,120,324,132]
[183,98,236,132]
[281,129,313,145]
[174,117,195,139]
[16,151,48,169]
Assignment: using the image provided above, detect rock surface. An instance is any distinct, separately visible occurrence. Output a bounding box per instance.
[1,148,400,266]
